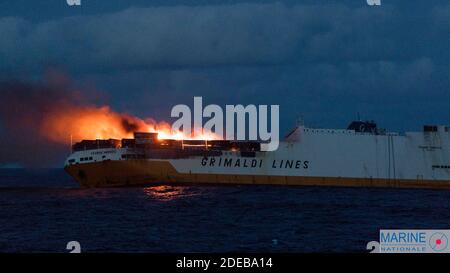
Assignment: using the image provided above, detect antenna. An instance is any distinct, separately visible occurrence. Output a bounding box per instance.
[297,114,304,126]
[70,134,73,153]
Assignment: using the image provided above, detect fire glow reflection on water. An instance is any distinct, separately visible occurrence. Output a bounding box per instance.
[143,185,200,201]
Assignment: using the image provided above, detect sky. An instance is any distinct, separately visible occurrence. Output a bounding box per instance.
[0,0,449,167]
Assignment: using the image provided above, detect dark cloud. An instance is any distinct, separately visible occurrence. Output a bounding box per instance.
[0,2,448,72]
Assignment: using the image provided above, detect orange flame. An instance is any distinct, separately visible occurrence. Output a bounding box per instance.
[39,104,219,144]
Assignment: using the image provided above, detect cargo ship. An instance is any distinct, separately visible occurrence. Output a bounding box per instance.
[64,121,450,189]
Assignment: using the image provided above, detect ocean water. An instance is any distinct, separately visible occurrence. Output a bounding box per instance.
[0,168,449,253]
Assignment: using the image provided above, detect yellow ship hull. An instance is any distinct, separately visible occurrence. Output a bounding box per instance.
[65,160,450,189]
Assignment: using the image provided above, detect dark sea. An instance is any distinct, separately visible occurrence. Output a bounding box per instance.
[0,168,449,253]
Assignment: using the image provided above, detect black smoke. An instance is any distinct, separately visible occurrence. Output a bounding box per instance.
[0,74,99,167]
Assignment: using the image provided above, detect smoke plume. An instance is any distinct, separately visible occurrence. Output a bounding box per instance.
[0,74,166,167]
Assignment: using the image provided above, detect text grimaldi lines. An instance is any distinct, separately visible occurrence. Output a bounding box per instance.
[201,156,309,169]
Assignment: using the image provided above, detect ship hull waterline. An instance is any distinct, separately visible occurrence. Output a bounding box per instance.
[64,160,450,190]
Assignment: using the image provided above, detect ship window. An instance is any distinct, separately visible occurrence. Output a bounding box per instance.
[89,157,93,160]
[424,125,438,132]
[68,159,75,163]
[80,158,84,162]
[432,165,450,169]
